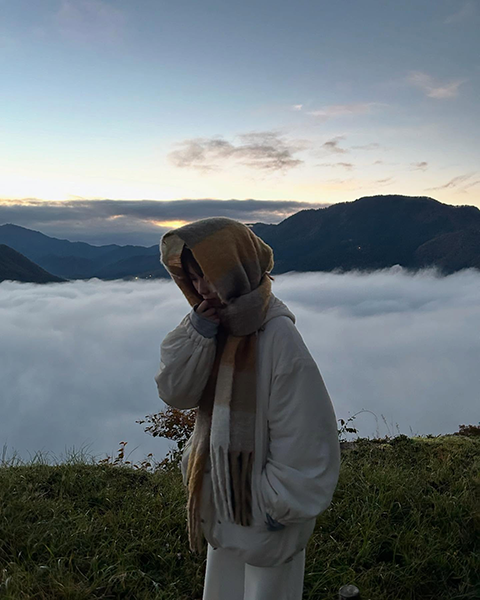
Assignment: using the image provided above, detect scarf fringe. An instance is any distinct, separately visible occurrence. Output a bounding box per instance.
[229,449,254,526]
[186,446,255,554]
[210,447,254,527]
[186,446,207,554]
[210,444,233,522]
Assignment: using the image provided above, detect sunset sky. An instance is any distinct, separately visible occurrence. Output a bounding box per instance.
[1,0,479,241]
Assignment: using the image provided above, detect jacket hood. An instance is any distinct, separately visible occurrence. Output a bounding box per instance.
[262,293,296,329]
[160,217,277,336]
[159,217,274,309]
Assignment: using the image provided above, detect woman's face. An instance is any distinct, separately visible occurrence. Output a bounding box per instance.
[187,267,226,307]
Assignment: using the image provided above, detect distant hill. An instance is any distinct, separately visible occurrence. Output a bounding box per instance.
[1,195,479,281]
[250,194,480,275]
[0,245,64,283]
[0,224,163,280]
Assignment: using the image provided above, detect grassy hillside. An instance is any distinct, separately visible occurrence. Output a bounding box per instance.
[0,435,478,599]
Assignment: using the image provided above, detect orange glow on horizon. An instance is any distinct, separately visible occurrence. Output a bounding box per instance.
[150,219,190,228]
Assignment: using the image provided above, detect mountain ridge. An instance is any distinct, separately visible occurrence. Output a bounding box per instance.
[0,224,160,279]
[1,194,479,281]
[250,194,480,274]
[0,244,64,283]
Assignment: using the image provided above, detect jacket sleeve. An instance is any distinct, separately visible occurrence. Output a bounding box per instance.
[154,312,217,409]
[259,356,341,525]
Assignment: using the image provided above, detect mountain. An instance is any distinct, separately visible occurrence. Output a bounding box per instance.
[1,195,479,281]
[250,194,480,275]
[0,224,164,280]
[0,245,64,283]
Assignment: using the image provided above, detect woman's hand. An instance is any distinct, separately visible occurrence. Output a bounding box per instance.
[196,299,221,324]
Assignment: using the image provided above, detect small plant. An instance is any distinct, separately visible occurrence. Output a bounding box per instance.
[136,406,196,470]
[455,423,480,437]
[97,441,155,471]
[337,415,359,442]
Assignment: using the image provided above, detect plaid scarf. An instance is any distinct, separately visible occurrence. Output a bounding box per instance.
[160,217,274,553]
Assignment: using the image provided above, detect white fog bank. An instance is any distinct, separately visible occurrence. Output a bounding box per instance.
[1,266,478,464]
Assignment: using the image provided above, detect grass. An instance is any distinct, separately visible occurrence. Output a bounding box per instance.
[0,435,478,599]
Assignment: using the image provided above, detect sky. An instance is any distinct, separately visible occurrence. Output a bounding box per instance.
[1,267,479,466]
[0,0,479,240]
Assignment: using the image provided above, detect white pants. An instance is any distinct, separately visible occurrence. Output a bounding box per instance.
[202,543,306,600]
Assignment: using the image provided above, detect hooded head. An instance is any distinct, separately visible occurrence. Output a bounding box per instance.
[160,217,274,336]
[179,245,225,307]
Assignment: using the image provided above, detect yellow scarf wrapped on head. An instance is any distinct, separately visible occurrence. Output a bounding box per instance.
[160,217,274,553]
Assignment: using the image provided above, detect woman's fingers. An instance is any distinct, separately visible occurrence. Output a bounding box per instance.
[197,300,211,312]
[197,300,220,323]
[198,303,213,315]
[198,300,217,314]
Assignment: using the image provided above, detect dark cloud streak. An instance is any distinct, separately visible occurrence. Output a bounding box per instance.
[0,198,329,245]
[425,172,479,193]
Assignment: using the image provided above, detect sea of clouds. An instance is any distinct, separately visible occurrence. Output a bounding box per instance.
[1,266,479,465]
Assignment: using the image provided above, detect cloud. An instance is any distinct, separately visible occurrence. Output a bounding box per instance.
[376,176,395,185]
[462,179,480,191]
[444,1,478,24]
[411,162,429,171]
[425,171,479,193]
[306,103,387,121]
[55,0,126,45]
[168,131,308,174]
[316,162,355,171]
[406,70,468,99]
[0,198,329,246]
[1,268,479,464]
[351,143,381,151]
[291,104,303,111]
[320,137,349,155]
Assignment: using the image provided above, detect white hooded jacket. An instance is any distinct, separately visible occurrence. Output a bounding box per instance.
[155,293,341,567]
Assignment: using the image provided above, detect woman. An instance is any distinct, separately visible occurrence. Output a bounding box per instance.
[155,217,340,600]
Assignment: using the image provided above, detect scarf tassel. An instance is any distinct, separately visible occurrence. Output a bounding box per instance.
[210,446,254,527]
[186,447,207,554]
